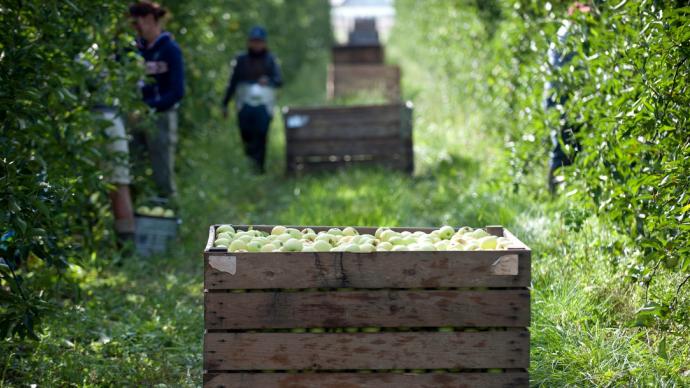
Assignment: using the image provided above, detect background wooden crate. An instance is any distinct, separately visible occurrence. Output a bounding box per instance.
[332,44,385,64]
[283,103,414,174]
[204,225,531,388]
[327,63,401,102]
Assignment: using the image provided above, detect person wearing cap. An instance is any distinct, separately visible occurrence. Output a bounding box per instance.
[221,26,283,173]
[545,2,591,194]
[128,1,185,200]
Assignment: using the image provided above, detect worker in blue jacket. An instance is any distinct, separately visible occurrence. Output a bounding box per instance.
[222,26,282,173]
[129,1,184,200]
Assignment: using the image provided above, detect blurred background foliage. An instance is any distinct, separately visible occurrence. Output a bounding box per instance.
[393,0,689,325]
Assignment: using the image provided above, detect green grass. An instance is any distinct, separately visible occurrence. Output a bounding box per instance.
[2,17,690,388]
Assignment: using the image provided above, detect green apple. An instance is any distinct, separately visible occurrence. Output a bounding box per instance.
[478,235,498,250]
[359,243,375,253]
[261,243,277,252]
[328,228,343,236]
[246,241,262,252]
[343,243,360,253]
[315,233,333,242]
[389,236,404,245]
[217,232,234,240]
[301,228,315,235]
[308,328,325,333]
[312,240,332,252]
[214,238,230,247]
[238,235,253,243]
[283,238,303,252]
[465,243,479,251]
[137,205,150,215]
[437,326,454,332]
[438,225,454,239]
[392,245,407,252]
[380,229,396,242]
[150,206,165,216]
[344,327,359,333]
[434,240,449,251]
[163,209,174,218]
[361,327,380,333]
[377,241,393,251]
[286,228,302,238]
[271,225,286,235]
[277,233,292,243]
[291,328,306,333]
[414,242,436,251]
[375,227,389,238]
[302,245,315,252]
[342,226,357,236]
[229,239,247,252]
[468,229,490,239]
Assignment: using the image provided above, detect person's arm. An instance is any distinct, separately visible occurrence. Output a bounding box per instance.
[267,55,282,88]
[144,45,185,111]
[222,57,241,107]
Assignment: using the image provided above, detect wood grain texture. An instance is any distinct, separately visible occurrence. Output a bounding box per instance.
[204,330,529,370]
[328,64,401,101]
[205,289,530,329]
[288,138,406,157]
[204,251,530,290]
[203,372,529,388]
[332,45,385,64]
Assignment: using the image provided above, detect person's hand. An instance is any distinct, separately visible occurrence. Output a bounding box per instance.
[221,106,228,119]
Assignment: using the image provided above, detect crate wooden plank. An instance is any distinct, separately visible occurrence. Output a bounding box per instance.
[328,64,401,101]
[205,289,530,329]
[204,251,530,290]
[332,45,385,64]
[204,330,529,370]
[291,156,407,169]
[287,137,406,158]
[204,372,529,388]
[288,123,403,141]
[285,104,402,122]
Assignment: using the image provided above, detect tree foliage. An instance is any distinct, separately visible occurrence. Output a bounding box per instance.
[0,0,331,340]
[396,0,690,323]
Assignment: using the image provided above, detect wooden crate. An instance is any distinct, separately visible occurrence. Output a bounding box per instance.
[203,225,531,388]
[327,63,401,102]
[332,45,385,64]
[282,103,414,174]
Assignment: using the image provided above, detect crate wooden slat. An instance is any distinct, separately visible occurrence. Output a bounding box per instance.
[205,250,529,290]
[205,330,529,371]
[204,372,530,388]
[327,63,401,101]
[205,289,529,329]
[332,44,385,64]
[203,225,531,387]
[283,104,413,174]
[289,138,406,158]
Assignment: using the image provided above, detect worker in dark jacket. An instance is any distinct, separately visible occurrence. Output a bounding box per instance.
[222,26,282,173]
[129,1,184,199]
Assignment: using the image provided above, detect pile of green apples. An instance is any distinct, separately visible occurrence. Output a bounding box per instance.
[214,225,514,253]
[137,206,175,218]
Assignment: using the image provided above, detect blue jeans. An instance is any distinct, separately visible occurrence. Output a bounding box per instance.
[238,105,271,172]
